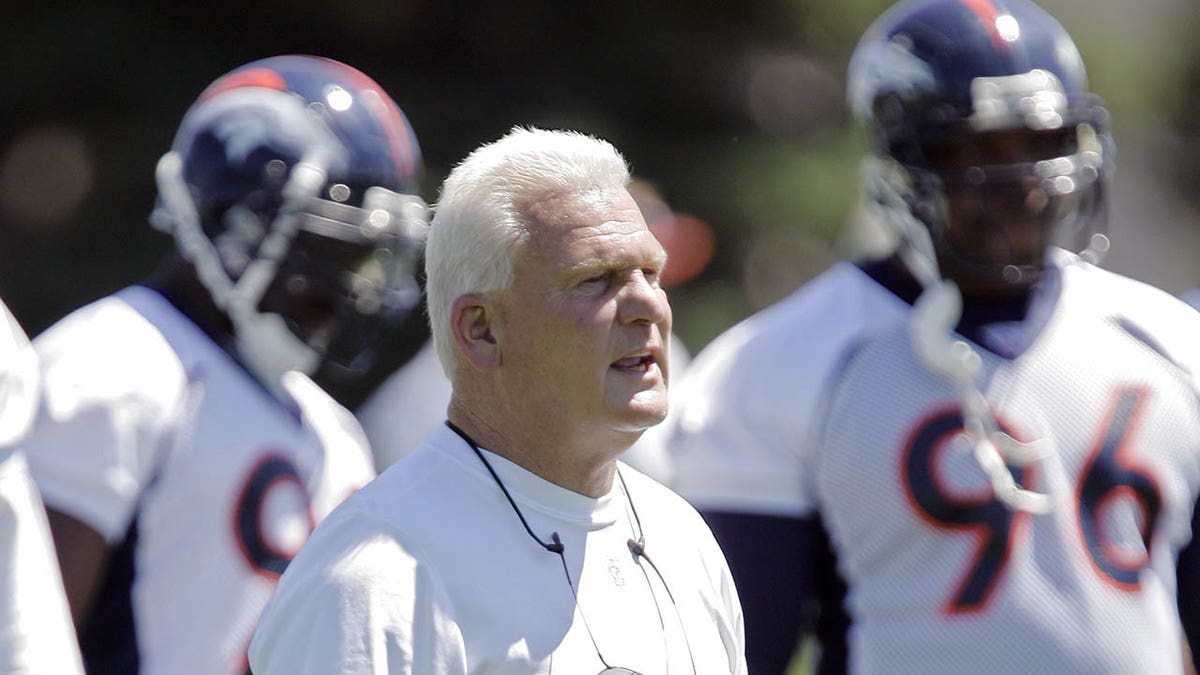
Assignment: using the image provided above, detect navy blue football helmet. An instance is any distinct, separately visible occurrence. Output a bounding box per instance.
[152,55,428,394]
[848,0,1112,289]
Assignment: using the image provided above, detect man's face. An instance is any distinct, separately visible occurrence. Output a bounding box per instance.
[923,126,1083,294]
[493,187,672,435]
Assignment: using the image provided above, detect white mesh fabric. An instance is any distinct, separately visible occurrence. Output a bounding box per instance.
[813,263,1200,674]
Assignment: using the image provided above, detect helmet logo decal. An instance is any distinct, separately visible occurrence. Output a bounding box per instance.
[847,39,936,119]
[180,88,347,172]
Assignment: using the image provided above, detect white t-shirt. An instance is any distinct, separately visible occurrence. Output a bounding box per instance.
[667,253,1200,674]
[0,299,84,675]
[249,422,747,674]
[357,334,692,481]
[22,286,376,674]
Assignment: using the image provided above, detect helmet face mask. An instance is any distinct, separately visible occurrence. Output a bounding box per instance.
[849,0,1113,295]
[260,204,425,378]
[911,119,1107,288]
[152,55,427,396]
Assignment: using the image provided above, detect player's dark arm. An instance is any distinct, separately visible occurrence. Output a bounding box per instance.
[45,507,113,629]
[1176,496,1200,675]
[701,511,846,675]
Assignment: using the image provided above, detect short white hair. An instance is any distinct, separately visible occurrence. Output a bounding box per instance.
[426,126,631,379]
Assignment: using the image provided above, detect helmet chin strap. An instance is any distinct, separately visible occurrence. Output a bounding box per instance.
[153,150,332,399]
[866,156,1055,514]
[228,309,320,394]
[910,281,1053,514]
[861,158,941,288]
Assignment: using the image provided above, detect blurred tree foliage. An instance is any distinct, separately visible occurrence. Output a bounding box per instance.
[0,0,882,351]
[1,0,1195,356]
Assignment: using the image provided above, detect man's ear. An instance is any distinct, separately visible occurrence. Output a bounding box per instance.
[450,293,501,370]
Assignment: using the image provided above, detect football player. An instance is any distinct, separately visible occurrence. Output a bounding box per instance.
[9,55,427,674]
[0,297,84,674]
[663,0,1200,673]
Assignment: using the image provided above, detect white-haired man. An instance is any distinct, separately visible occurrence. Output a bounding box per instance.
[249,127,747,674]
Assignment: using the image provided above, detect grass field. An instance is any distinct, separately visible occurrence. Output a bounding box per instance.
[784,637,817,675]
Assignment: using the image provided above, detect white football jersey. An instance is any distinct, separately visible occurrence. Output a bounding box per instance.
[22,286,376,675]
[0,298,84,675]
[668,254,1200,674]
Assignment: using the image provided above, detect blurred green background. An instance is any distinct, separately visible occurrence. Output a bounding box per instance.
[2,0,1199,360]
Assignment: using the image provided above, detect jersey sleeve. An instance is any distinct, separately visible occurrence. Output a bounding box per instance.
[0,451,85,675]
[0,300,38,447]
[1092,266,1200,399]
[21,298,187,542]
[0,300,85,675]
[666,264,905,517]
[355,340,452,471]
[248,504,467,675]
[281,371,377,516]
[667,333,817,515]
